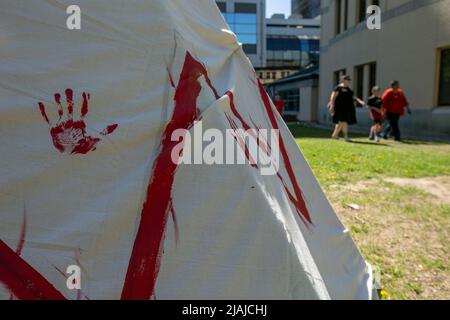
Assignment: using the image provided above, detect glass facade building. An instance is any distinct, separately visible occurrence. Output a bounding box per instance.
[218,2,258,54]
[215,1,320,72]
[266,36,319,68]
[223,12,257,53]
[291,0,321,19]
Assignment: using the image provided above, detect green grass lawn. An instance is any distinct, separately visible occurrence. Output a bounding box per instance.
[288,124,450,300]
[289,125,450,188]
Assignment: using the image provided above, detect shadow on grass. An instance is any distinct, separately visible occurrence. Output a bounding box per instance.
[288,125,337,139]
[288,125,384,145]
[397,139,447,146]
[288,124,449,146]
[347,140,391,147]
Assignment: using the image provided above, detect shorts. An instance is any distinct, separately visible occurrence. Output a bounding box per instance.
[370,111,383,125]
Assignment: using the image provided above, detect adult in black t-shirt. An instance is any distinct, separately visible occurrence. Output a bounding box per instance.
[328,75,365,141]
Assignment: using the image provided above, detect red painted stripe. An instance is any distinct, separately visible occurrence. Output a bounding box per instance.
[81,92,89,118]
[226,91,271,154]
[257,80,312,225]
[54,93,64,118]
[65,88,74,116]
[16,207,27,256]
[38,102,50,124]
[9,207,28,300]
[121,51,218,300]
[0,240,66,300]
[225,112,258,168]
[100,124,119,136]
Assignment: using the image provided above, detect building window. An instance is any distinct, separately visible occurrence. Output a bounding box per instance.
[358,1,380,23]
[343,0,349,31]
[438,48,450,106]
[292,0,321,18]
[354,65,364,99]
[266,36,319,68]
[336,0,349,34]
[354,62,377,99]
[223,3,257,55]
[242,44,257,54]
[234,3,257,14]
[279,89,300,112]
[334,69,346,86]
[357,0,367,23]
[272,72,277,79]
[216,1,226,13]
[335,0,342,35]
[369,62,377,94]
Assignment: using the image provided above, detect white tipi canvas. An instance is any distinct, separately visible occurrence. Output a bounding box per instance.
[0,0,374,299]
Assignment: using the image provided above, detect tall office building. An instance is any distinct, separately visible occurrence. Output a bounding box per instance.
[215,1,320,72]
[215,1,321,121]
[292,0,321,19]
[259,15,320,84]
[216,0,266,68]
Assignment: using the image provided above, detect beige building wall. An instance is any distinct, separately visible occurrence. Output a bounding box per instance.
[299,86,319,121]
[319,0,450,136]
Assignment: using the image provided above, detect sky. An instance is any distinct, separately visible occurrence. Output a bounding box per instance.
[266,0,291,18]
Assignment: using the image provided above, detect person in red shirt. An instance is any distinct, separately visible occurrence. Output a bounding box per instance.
[381,81,410,141]
[273,93,285,115]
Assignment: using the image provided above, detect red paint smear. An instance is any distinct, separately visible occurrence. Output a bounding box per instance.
[65,88,74,116]
[81,92,89,118]
[0,240,66,300]
[121,51,217,300]
[225,91,271,154]
[54,93,63,118]
[49,120,100,154]
[257,80,312,225]
[225,112,258,168]
[226,91,251,131]
[100,124,119,136]
[38,102,50,124]
[38,89,118,155]
[9,207,27,300]
[170,202,180,246]
[16,206,27,256]
[167,67,176,88]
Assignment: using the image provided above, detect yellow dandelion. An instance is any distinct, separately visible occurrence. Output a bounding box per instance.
[379,289,389,299]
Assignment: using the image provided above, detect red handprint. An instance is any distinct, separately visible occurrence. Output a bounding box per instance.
[38,88,118,155]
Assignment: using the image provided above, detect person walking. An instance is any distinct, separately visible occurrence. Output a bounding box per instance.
[381,81,410,141]
[273,93,285,115]
[367,86,384,142]
[329,75,365,142]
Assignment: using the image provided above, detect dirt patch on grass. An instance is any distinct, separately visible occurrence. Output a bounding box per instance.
[384,176,450,205]
[325,177,450,300]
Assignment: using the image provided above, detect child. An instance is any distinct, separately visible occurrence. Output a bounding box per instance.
[367,86,384,142]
